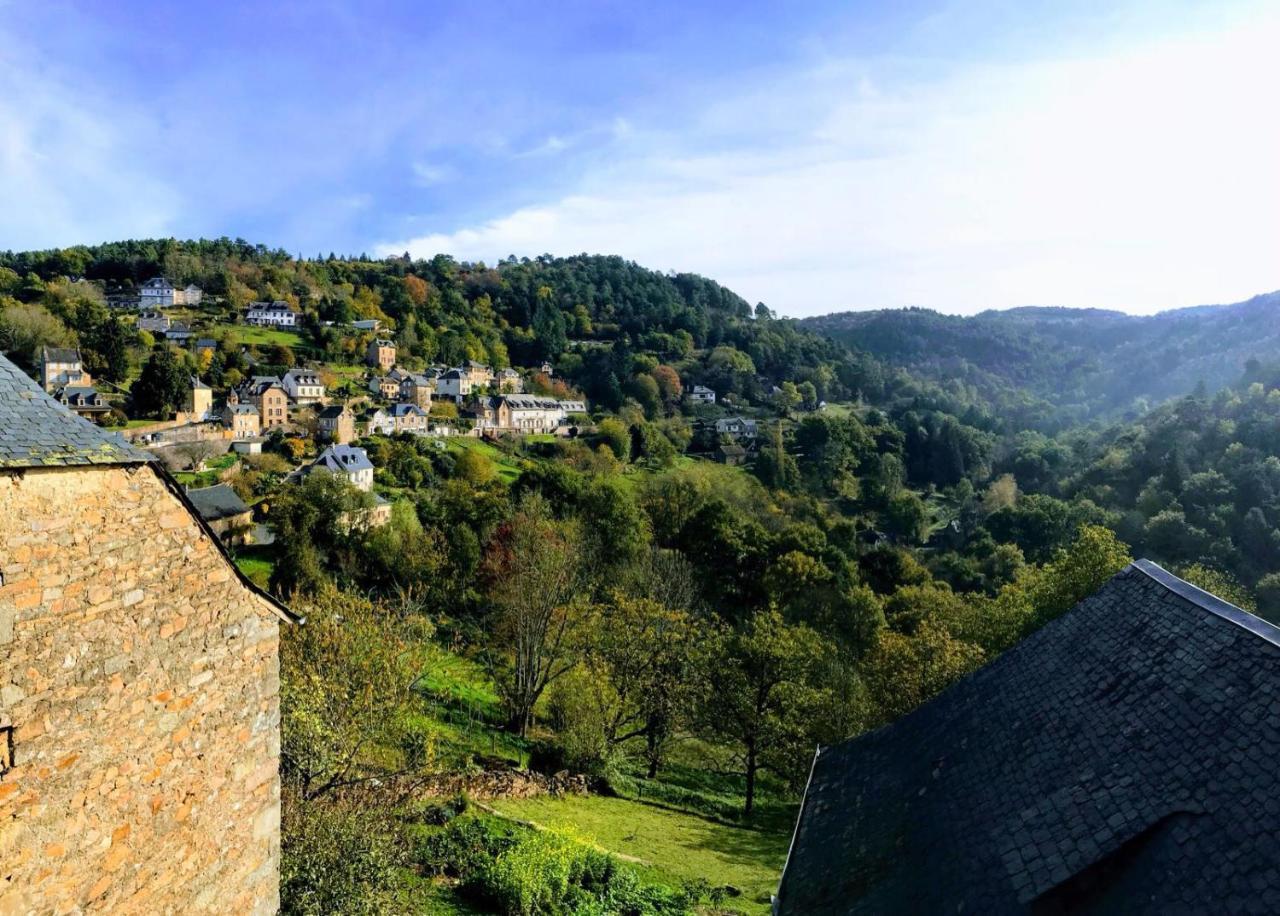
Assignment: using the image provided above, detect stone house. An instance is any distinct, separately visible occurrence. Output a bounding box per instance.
[398,373,433,409]
[317,403,356,444]
[186,483,255,546]
[498,367,523,393]
[0,353,294,914]
[233,377,289,429]
[368,375,401,400]
[366,339,397,371]
[223,403,261,439]
[186,376,213,420]
[165,323,194,343]
[40,347,91,393]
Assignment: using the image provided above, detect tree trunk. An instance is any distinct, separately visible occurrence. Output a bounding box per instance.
[744,746,757,816]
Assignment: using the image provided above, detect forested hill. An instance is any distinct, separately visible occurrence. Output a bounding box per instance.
[802,291,1280,426]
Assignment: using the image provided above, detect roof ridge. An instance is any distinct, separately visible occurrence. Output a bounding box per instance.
[1128,559,1280,648]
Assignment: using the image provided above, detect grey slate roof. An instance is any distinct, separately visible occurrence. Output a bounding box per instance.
[775,561,1280,915]
[186,483,251,522]
[0,354,150,467]
[42,346,82,364]
[314,444,374,474]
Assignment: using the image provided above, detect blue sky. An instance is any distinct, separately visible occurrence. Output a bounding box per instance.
[1,0,1277,315]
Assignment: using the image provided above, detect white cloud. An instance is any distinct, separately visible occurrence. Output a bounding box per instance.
[0,38,180,249]
[376,10,1280,316]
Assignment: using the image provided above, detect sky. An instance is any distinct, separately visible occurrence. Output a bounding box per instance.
[1,0,1277,317]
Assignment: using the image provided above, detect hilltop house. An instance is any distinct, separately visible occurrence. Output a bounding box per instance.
[139,277,202,308]
[366,339,397,371]
[54,385,111,419]
[244,301,298,328]
[0,353,293,914]
[281,368,326,405]
[137,311,171,333]
[398,372,433,408]
[233,377,289,429]
[688,384,716,405]
[186,483,254,545]
[40,347,90,393]
[316,403,356,444]
[185,376,213,419]
[774,561,1280,915]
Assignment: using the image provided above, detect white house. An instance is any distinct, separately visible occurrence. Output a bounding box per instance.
[281,368,326,405]
[435,368,473,403]
[689,385,716,405]
[245,301,298,327]
[715,416,758,440]
[310,444,375,492]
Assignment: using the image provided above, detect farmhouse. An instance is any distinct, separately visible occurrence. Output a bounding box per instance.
[0,353,293,914]
[775,561,1280,915]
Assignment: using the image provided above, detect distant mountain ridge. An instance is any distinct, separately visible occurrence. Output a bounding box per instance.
[803,290,1280,424]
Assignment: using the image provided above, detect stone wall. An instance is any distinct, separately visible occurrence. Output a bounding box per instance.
[0,464,281,914]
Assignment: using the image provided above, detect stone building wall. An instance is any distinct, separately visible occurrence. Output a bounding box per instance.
[0,464,281,914]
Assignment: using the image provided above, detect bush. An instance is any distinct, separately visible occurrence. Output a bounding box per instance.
[281,789,403,916]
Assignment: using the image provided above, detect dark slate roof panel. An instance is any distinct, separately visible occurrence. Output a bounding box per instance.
[775,561,1280,915]
[0,354,152,468]
[185,483,250,522]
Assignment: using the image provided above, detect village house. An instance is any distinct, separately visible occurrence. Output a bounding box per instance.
[435,368,473,403]
[165,323,194,343]
[540,360,554,376]
[366,338,397,371]
[186,483,254,546]
[137,311,171,333]
[54,385,111,420]
[233,376,289,429]
[498,367,523,393]
[713,442,748,466]
[309,444,375,491]
[398,372,433,408]
[139,277,203,308]
[364,403,429,436]
[0,353,292,914]
[688,384,716,405]
[369,375,402,400]
[185,376,213,420]
[316,403,356,444]
[350,318,381,332]
[281,368,326,405]
[715,416,759,440]
[222,403,261,439]
[244,301,298,328]
[461,360,495,386]
[472,395,578,434]
[40,347,90,393]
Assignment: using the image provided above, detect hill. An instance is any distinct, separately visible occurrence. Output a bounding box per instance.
[802,291,1280,425]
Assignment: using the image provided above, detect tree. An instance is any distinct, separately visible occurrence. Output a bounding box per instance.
[131,345,189,418]
[651,364,682,406]
[596,417,630,461]
[695,610,828,815]
[484,495,588,735]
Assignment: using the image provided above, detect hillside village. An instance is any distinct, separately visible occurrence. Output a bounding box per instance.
[27,276,778,550]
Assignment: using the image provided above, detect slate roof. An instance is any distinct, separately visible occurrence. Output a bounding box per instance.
[186,483,251,522]
[314,444,374,474]
[0,355,150,467]
[775,561,1280,915]
[316,404,349,419]
[42,347,82,364]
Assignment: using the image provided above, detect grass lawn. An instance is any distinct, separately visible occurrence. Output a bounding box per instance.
[487,795,790,913]
[233,325,306,348]
[233,546,276,589]
[446,438,524,483]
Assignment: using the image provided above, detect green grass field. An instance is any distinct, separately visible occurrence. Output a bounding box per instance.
[487,794,790,913]
[446,437,524,483]
[233,325,306,348]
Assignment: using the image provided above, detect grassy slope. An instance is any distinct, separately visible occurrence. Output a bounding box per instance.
[487,795,789,913]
